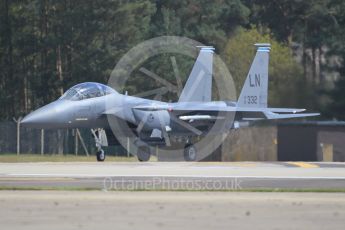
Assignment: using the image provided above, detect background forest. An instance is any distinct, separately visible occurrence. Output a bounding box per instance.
[1,0,345,120]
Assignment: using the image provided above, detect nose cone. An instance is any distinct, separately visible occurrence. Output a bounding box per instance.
[21,101,63,128]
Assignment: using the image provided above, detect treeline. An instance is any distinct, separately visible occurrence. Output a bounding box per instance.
[0,0,345,120]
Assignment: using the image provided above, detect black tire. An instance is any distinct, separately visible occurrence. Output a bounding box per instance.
[137,146,151,162]
[96,149,105,162]
[184,144,197,161]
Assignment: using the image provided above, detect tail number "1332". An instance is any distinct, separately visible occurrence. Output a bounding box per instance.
[244,95,257,104]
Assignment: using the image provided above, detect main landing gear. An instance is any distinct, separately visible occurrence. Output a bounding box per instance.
[134,137,198,162]
[183,143,197,161]
[137,146,151,162]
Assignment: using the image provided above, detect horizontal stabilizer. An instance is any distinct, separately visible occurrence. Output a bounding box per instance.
[264,112,320,120]
[266,108,306,113]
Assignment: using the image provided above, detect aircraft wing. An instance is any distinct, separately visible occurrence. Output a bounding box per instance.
[133,104,319,120]
[134,104,307,114]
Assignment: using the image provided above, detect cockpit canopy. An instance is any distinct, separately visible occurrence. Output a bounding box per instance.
[60,82,116,101]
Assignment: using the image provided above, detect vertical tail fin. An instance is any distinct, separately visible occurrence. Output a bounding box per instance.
[237,43,270,108]
[178,46,214,102]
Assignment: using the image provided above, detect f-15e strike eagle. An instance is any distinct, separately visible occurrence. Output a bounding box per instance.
[21,43,319,161]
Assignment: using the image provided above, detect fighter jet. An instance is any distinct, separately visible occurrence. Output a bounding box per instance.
[21,43,319,161]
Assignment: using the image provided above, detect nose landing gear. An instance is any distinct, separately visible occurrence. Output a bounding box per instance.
[96,149,105,161]
[91,129,108,162]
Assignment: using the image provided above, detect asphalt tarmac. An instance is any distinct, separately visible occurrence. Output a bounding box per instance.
[1,191,344,230]
[0,162,344,190]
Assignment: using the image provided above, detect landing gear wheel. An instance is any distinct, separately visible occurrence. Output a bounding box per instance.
[96,149,105,162]
[184,144,197,161]
[137,146,151,162]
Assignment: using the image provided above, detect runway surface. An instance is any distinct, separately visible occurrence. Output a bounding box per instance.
[0,162,345,190]
[1,191,345,230]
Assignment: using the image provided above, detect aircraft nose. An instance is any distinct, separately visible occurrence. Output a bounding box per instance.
[21,102,59,128]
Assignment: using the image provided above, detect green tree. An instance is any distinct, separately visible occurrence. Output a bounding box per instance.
[326,0,345,119]
[0,0,156,119]
[150,0,250,48]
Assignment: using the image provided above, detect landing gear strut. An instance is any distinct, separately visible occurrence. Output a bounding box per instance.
[91,129,108,162]
[137,146,151,162]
